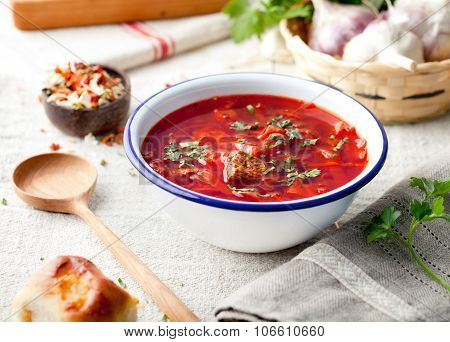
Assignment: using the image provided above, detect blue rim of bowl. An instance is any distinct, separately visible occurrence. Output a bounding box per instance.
[124,72,388,212]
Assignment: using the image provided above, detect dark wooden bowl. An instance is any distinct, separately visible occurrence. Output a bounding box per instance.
[42,65,131,137]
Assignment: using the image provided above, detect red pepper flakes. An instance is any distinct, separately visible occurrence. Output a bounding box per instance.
[49,143,60,151]
[100,133,115,146]
[98,126,124,146]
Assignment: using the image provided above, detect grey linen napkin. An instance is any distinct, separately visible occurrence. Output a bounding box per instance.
[215,159,450,322]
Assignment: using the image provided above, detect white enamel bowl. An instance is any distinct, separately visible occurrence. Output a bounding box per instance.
[124,73,388,253]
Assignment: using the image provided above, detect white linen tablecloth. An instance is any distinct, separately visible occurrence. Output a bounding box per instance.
[0,6,449,322]
[1,10,229,71]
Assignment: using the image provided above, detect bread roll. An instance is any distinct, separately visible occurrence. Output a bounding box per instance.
[11,256,138,322]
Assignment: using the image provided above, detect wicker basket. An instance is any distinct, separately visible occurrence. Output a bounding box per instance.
[279,19,450,124]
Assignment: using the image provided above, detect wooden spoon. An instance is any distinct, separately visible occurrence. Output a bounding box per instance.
[12,152,199,322]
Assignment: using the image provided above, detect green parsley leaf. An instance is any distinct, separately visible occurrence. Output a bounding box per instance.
[278,119,292,128]
[432,178,450,196]
[164,142,181,162]
[267,115,283,125]
[286,127,302,140]
[246,104,255,113]
[179,141,199,148]
[282,3,313,19]
[302,138,318,146]
[422,196,450,222]
[117,278,127,289]
[380,206,402,228]
[164,141,208,168]
[277,157,296,173]
[332,138,349,152]
[266,115,292,128]
[229,7,274,42]
[284,168,320,185]
[432,196,444,216]
[223,0,249,17]
[410,177,435,198]
[162,313,169,322]
[410,177,450,201]
[300,168,321,179]
[265,134,285,148]
[230,121,259,130]
[410,199,432,221]
[363,206,401,243]
[1,198,7,206]
[364,222,390,243]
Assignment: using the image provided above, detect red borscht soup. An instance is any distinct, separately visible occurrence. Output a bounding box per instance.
[141,94,368,202]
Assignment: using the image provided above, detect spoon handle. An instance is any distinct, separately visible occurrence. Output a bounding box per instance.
[74,204,200,322]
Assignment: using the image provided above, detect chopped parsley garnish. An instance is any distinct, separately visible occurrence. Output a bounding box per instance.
[267,115,290,128]
[246,104,255,113]
[263,165,275,175]
[267,115,306,143]
[227,184,256,193]
[284,168,321,186]
[117,278,127,289]
[179,141,199,148]
[265,134,284,148]
[1,198,7,206]
[277,157,296,173]
[302,138,319,146]
[278,119,292,128]
[164,141,209,168]
[286,127,302,140]
[230,121,259,131]
[333,138,349,152]
[162,313,169,322]
[164,142,181,161]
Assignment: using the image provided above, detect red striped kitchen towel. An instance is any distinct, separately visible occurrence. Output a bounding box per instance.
[12,13,229,71]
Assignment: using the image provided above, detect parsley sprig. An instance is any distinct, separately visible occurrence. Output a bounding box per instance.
[223,0,313,42]
[223,0,392,43]
[363,176,450,291]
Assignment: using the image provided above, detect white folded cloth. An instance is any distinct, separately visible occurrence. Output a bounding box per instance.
[8,13,230,71]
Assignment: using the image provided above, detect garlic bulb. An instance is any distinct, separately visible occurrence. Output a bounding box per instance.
[389,0,450,61]
[343,18,424,71]
[308,0,376,57]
